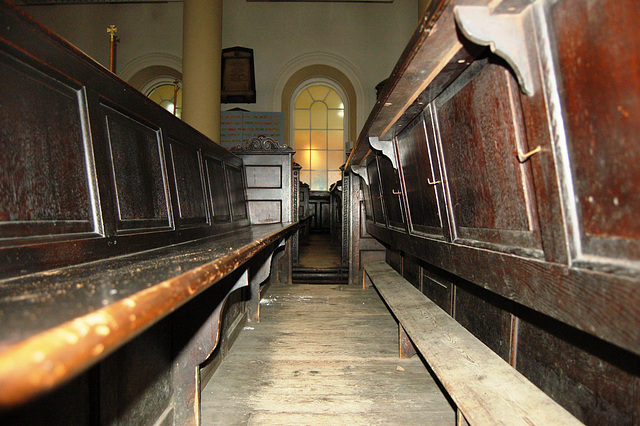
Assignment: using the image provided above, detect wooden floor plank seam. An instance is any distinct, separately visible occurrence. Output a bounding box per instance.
[201,283,455,425]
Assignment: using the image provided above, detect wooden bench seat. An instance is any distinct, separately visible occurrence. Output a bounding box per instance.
[364,261,582,426]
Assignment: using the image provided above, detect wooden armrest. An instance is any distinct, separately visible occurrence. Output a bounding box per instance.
[364,261,581,426]
[0,222,298,408]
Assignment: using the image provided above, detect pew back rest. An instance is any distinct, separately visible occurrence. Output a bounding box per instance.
[0,2,250,281]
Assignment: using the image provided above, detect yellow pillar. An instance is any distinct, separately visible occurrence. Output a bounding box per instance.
[182,0,222,143]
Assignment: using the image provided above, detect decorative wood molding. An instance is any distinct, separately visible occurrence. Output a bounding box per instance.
[341,171,350,265]
[231,135,292,152]
[369,136,398,170]
[350,165,369,186]
[454,1,541,96]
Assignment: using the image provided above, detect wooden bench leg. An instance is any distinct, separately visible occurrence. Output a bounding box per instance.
[248,253,274,323]
[362,271,373,289]
[399,325,417,359]
[270,240,289,285]
[173,270,249,425]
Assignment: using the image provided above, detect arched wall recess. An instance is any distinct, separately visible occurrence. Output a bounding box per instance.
[119,52,183,87]
[454,1,543,96]
[276,52,365,146]
[137,70,182,96]
[369,136,398,170]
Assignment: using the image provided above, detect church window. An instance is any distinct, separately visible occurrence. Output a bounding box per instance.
[147,82,182,119]
[293,84,345,191]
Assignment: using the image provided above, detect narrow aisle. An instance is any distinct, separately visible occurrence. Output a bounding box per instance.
[297,232,342,269]
[201,283,455,425]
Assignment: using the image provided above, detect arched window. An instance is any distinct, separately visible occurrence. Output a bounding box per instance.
[293,83,347,191]
[147,81,182,119]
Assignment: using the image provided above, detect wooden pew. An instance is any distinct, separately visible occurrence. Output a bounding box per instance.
[347,0,640,423]
[329,180,341,244]
[0,2,298,424]
[297,182,311,249]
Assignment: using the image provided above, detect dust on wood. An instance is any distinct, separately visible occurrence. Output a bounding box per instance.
[202,283,454,425]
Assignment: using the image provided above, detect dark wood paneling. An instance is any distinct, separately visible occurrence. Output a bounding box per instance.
[168,140,208,227]
[104,106,171,233]
[116,317,173,423]
[227,165,248,221]
[0,369,93,425]
[454,279,513,362]
[245,165,282,189]
[319,200,330,230]
[360,179,374,222]
[308,203,317,226]
[395,107,446,238]
[435,58,541,257]
[248,200,282,224]
[366,222,640,357]
[376,154,405,231]
[1,0,250,276]
[0,4,297,422]
[348,173,385,286]
[346,0,640,422]
[386,247,402,274]
[0,2,252,276]
[366,159,385,226]
[517,310,640,424]
[402,253,420,290]
[551,0,640,270]
[0,51,95,241]
[204,157,231,223]
[308,192,330,231]
[421,262,453,315]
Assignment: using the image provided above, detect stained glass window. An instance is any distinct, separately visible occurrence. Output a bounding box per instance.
[293,84,345,191]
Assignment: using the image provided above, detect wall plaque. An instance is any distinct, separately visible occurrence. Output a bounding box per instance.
[221,47,256,103]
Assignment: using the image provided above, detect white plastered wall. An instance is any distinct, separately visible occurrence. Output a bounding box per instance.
[21,0,416,136]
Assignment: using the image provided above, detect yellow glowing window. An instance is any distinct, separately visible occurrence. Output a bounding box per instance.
[293,84,345,191]
[148,82,182,119]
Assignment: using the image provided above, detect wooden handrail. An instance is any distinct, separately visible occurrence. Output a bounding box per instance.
[0,222,298,408]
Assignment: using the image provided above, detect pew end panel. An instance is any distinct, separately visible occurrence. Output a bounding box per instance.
[231,136,298,286]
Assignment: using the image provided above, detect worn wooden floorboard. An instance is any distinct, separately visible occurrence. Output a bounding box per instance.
[201,283,455,425]
[365,261,582,426]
